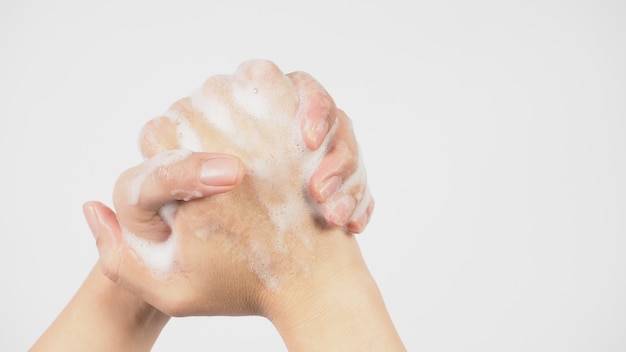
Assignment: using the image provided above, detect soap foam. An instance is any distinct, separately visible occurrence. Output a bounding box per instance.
[247,239,280,292]
[123,227,177,275]
[131,60,345,290]
[170,189,203,202]
[122,201,180,276]
[201,61,324,290]
[164,110,203,151]
[190,85,237,137]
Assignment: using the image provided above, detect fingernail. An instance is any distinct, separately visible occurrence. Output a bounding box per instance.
[319,175,341,202]
[312,119,329,149]
[330,195,356,226]
[304,118,329,150]
[200,157,241,186]
[348,211,368,234]
[83,204,100,240]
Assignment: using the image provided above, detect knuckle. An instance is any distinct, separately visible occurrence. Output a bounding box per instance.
[315,89,335,113]
[155,163,187,191]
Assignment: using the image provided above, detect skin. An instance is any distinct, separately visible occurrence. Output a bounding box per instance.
[31,60,398,351]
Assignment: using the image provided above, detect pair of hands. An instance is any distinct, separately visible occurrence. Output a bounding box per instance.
[32,60,405,352]
[83,60,375,318]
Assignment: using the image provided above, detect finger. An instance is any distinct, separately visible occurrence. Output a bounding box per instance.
[347,190,375,234]
[83,201,126,284]
[347,208,369,234]
[310,110,376,232]
[113,151,244,238]
[83,201,189,317]
[288,71,338,151]
[321,193,356,227]
[138,116,182,159]
[309,110,359,203]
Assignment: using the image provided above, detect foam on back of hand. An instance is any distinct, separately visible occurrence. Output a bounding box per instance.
[128,59,335,289]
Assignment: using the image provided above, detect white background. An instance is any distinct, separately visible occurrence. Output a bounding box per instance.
[1,0,625,351]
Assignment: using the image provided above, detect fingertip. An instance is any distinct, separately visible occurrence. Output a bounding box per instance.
[309,151,348,203]
[290,70,336,151]
[82,202,100,240]
[348,198,374,234]
[85,202,122,246]
[322,195,356,227]
[303,118,329,151]
[88,204,124,284]
[316,175,341,203]
[313,119,329,150]
[234,157,246,185]
[347,211,368,234]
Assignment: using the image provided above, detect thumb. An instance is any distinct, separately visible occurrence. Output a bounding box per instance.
[83,201,183,316]
[113,151,244,241]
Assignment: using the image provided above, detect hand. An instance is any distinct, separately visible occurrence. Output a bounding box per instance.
[85,60,403,350]
[32,60,387,352]
[88,59,361,315]
[31,153,243,352]
[84,151,253,316]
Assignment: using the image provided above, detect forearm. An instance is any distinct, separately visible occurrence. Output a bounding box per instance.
[265,231,406,352]
[31,263,169,352]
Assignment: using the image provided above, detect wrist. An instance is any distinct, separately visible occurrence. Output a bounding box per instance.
[260,229,406,351]
[32,264,170,352]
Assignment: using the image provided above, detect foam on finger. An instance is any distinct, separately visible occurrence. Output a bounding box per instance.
[123,202,179,276]
[127,149,193,206]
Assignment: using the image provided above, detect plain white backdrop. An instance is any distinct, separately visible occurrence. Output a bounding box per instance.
[1,0,625,351]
